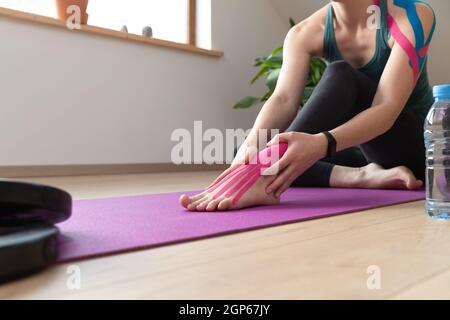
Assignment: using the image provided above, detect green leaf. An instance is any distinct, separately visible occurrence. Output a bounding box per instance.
[303,86,315,99]
[257,55,282,68]
[313,67,321,84]
[233,19,327,110]
[308,57,326,85]
[289,17,297,28]
[254,55,269,66]
[314,58,327,72]
[302,86,316,105]
[310,57,326,71]
[260,91,273,102]
[251,65,269,84]
[233,96,261,109]
[266,69,281,92]
[271,46,283,57]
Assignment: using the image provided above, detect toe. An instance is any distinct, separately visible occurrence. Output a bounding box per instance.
[401,170,422,190]
[410,179,423,190]
[189,192,207,203]
[179,194,191,208]
[218,198,233,211]
[187,196,208,211]
[196,199,211,212]
[206,199,221,212]
[394,167,417,190]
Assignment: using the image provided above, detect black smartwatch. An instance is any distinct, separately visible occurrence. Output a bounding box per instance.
[322,131,337,158]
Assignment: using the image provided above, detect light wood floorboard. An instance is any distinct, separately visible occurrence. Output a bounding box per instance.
[0,171,448,300]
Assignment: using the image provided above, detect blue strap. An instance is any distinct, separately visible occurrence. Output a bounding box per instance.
[393,0,425,50]
[411,0,436,45]
[417,0,437,45]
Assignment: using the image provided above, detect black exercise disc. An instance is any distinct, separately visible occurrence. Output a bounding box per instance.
[0,225,59,283]
[0,180,72,227]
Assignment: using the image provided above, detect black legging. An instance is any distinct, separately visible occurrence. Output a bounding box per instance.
[288,61,426,187]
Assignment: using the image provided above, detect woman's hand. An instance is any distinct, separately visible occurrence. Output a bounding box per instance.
[264,132,328,197]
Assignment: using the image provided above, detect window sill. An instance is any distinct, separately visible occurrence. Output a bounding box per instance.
[0,7,223,58]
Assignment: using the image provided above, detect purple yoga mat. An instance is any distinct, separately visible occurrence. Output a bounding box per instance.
[56,188,425,262]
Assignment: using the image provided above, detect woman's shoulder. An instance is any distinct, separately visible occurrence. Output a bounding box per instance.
[286,5,329,57]
[290,4,329,33]
[388,0,436,35]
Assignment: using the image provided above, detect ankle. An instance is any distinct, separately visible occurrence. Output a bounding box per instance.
[330,166,365,188]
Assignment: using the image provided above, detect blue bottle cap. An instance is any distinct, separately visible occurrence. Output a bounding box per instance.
[433,85,450,100]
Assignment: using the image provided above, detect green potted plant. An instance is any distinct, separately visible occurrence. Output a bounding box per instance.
[55,0,89,25]
[234,18,327,109]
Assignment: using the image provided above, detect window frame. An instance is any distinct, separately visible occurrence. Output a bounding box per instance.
[188,0,196,46]
[0,1,222,57]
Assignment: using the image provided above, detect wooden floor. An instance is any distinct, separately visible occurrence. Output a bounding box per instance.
[0,171,449,300]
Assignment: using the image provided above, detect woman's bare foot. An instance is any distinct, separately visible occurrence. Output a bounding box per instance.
[180,171,279,212]
[330,163,423,190]
[180,162,422,212]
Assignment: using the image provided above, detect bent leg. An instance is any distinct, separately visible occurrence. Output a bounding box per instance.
[287,61,375,187]
[286,60,424,187]
[361,108,426,181]
[292,147,367,187]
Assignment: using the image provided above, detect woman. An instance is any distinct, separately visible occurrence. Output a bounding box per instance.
[180,0,436,211]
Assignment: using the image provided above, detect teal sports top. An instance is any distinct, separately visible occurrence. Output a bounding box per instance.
[323,0,434,117]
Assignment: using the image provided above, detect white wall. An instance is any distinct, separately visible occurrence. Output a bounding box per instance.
[424,0,450,84]
[0,0,288,165]
[270,0,450,84]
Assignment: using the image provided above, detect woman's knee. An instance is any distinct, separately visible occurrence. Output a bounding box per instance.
[323,60,356,79]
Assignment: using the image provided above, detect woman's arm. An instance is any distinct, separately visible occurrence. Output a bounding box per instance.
[209,14,326,187]
[244,19,324,151]
[250,25,312,137]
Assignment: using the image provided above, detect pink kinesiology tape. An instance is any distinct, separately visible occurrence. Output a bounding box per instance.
[387,15,420,82]
[207,143,288,204]
[374,0,434,83]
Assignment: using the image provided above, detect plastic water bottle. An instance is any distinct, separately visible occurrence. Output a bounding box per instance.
[425,84,450,219]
